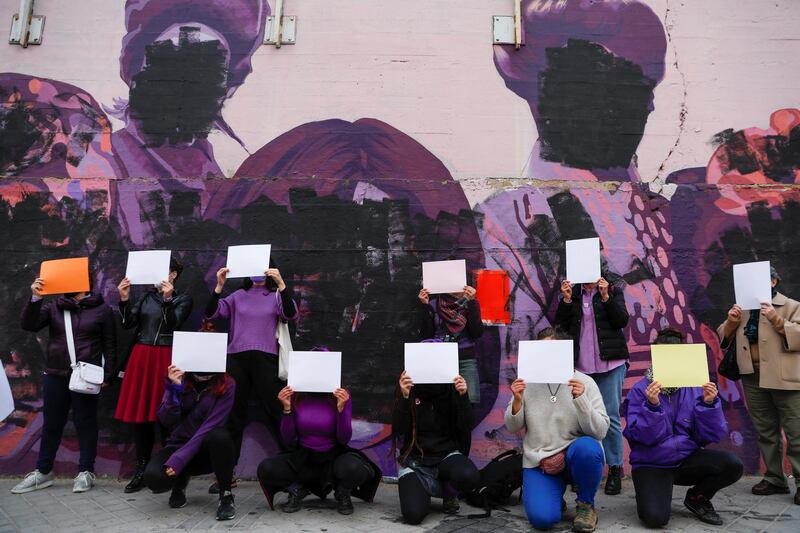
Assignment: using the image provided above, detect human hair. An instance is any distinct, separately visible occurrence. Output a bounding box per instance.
[185,373,229,397]
[169,257,184,280]
[654,328,683,345]
[390,384,422,463]
[770,266,781,285]
[536,326,571,340]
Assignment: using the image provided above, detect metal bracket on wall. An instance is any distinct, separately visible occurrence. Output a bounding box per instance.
[493,0,524,49]
[9,0,44,47]
[263,0,296,47]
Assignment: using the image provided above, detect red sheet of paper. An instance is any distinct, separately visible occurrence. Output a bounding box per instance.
[39,257,90,295]
[475,269,511,325]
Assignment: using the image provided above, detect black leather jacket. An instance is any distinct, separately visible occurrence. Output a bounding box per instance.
[119,290,193,347]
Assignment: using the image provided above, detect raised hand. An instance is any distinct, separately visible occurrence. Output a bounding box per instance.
[418,288,430,305]
[454,375,468,396]
[160,279,174,299]
[761,302,778,324]
[167,364,184,386]
[597,277,610,301]
[702,382,718,404]
[117,278,131,302]
[31,278,44,298]
[560,280,573,302]
[399,371,413,399]
[333,388,350,413]
[646,380,661,406]
[278,385,294,411]
[266,268,286,291]
[215,267,229,293]
[727,304,743,323]
[568,379,585,399]
[510,378,526,414]
[462,286,477,300]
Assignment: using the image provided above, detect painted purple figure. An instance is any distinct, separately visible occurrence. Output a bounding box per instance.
[477,0,756,471]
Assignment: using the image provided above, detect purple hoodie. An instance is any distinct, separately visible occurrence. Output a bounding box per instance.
[623,377,728,469]
[158,376,235,475]
[281,394,353,453]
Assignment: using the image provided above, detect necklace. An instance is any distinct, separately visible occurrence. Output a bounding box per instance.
[546,384,561,403]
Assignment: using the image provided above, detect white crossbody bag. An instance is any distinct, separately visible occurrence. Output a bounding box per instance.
[64,310,104,395]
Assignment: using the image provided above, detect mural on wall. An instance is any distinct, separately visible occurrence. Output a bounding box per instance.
[1,0,799,477]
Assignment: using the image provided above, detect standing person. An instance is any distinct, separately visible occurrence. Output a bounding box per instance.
[205,264,298,461]
[12,273,116,494]
[114,258,193,493]
[417,283,484,403]
[506,327,609,532]
[143,365,237,521]
[718,267,800,505]
[391,369,480,525]
[624,329,743,527]
[556,276,628,495]
[257,381,381,515]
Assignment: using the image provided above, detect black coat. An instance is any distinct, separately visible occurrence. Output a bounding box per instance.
[555,285,629,364]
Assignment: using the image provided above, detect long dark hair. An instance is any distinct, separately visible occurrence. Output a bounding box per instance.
[390,384,422,463]
[239,257,280,291]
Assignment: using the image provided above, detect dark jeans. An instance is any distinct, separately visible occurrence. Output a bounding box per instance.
[632,449,744,528]
[143,428,235,494]
[227,351,285,458]
[37,374,99,474]
[398,453,480,525]
[257,449,373,492]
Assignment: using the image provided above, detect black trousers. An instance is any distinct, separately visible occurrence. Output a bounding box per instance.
[226,351,286,458]
[632,449,744,528]
[132,422,168,464]
[398,453,480,525]
[257,449,373,492]
[143,428,236,494]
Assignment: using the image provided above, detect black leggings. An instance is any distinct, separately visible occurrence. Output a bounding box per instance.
[132,422,168,464]
[632,448,744,528]
[398,453,480,525]
[226,351,286,458]
[257,450,373,492]
[143,428,236,494]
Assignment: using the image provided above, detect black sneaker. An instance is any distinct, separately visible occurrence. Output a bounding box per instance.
[335,487,354,516]
[443,496,460,515]
[124,460,147,494]
[209,478,239,494]
[604,465,622,496]
[168,487,187,509]
[216,492,236,521]
[684,493,723,526]
[281,486,309,513]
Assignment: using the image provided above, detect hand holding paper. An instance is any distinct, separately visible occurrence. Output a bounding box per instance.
[404,343,459,384]
[651,343,710,388]
[126,250,171,285]
[39,257,89,295]
[517,340,574,384]
[565,238,600,284]
[226,245,272,278]
[422,260,467,295]
[733,261,772,310]
[172,332,228,373]
[288,351,342,393]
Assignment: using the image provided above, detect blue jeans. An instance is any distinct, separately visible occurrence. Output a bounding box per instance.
[522,437,605,530]
[589,363,627,467]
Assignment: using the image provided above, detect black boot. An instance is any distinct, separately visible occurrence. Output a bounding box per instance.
[604,465,622,496]
[281,484,309,513]
[124,460,147,494]
[168,475,189,509]
[335,487,354,516]
[216,491,236,521]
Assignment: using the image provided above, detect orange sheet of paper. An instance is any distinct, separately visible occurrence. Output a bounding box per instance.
[39,257,90,295]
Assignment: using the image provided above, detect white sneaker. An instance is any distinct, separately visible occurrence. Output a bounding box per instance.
[11,470,54,494]
[73,471,96,493]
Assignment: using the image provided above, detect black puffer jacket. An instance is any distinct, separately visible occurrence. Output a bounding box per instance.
[555,284,629,363]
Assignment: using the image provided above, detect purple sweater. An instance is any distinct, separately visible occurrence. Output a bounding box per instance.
[158,377,235,475]
[281,394,353,453]
[207,288,297,355]
[623,377,728,469]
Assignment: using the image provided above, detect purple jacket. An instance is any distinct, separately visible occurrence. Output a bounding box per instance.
[281,394,352,453]
[623,377,728,469]
[20,294,116,382]
[158,377,235,475]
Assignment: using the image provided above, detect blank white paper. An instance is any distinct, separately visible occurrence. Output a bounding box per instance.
[565,238,601,284]
[517,340,574,384]
[226,244,272,278]
[422,260,467,295]
[125,250,172,285]
[288,351,342,393]
[734,261,772,310]
[0,363,14,422]
[404,342,459,384]
[172,332,228,373]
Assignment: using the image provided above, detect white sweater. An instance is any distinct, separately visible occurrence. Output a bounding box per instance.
[504,371,610,468]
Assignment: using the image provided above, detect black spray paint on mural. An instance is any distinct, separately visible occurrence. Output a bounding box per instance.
[711,125,800,183]
[537,39,656,171]
[128,26,228,147]
[0,96,40,173]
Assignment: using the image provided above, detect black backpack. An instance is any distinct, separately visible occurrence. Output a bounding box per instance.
[465,449,523,518]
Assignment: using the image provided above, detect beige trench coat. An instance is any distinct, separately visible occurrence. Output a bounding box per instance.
[717,292,800,390]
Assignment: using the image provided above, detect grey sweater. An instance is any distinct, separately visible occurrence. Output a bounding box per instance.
[504,371,610,468]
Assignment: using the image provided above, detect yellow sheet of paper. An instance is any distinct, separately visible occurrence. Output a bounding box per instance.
[651,344,710,388]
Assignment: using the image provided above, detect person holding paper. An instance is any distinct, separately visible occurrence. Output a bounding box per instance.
[506,327,609,533]
[12,273,116,495]
[556,277,629,496]
[718,267,800,504]
[623,329,742,527]
[256,383,381,515]
[391,370,480,525]
[205,263,298,462]
[143,365,237,521]
[417,285,484,403]
[114,257,193,493]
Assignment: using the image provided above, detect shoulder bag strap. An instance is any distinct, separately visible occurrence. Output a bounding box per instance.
[63,309,77,367]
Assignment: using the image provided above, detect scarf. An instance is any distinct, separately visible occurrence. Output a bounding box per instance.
[437,295,468,334]
[645,367,677,396]
[743,287,778,344]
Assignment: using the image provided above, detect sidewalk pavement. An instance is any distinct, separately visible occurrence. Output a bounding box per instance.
[0,475,797,532]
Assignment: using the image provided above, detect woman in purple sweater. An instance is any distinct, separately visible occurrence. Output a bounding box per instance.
[623,329,743,528]
[143,364,237,521]
[205,264,298,460]
[256,382,381,516]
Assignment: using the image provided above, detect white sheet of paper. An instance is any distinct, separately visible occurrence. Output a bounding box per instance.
[422,260,467,294]
[404,342,459,384]
[226,244,272,278]
[125,250,171,285]
[517,340,575,384]
[565,238,601,284]
[734,261,772,310]
[288,351,342,393]
[171,332,228,373]
[0,363,14,422]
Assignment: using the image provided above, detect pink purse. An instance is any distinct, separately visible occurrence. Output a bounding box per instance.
[540,450,566,475]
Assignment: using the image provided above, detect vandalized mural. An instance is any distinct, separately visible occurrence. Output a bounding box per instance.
[1,0,799,477]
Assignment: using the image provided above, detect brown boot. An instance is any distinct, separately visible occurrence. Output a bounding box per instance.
[572,501,598,532]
